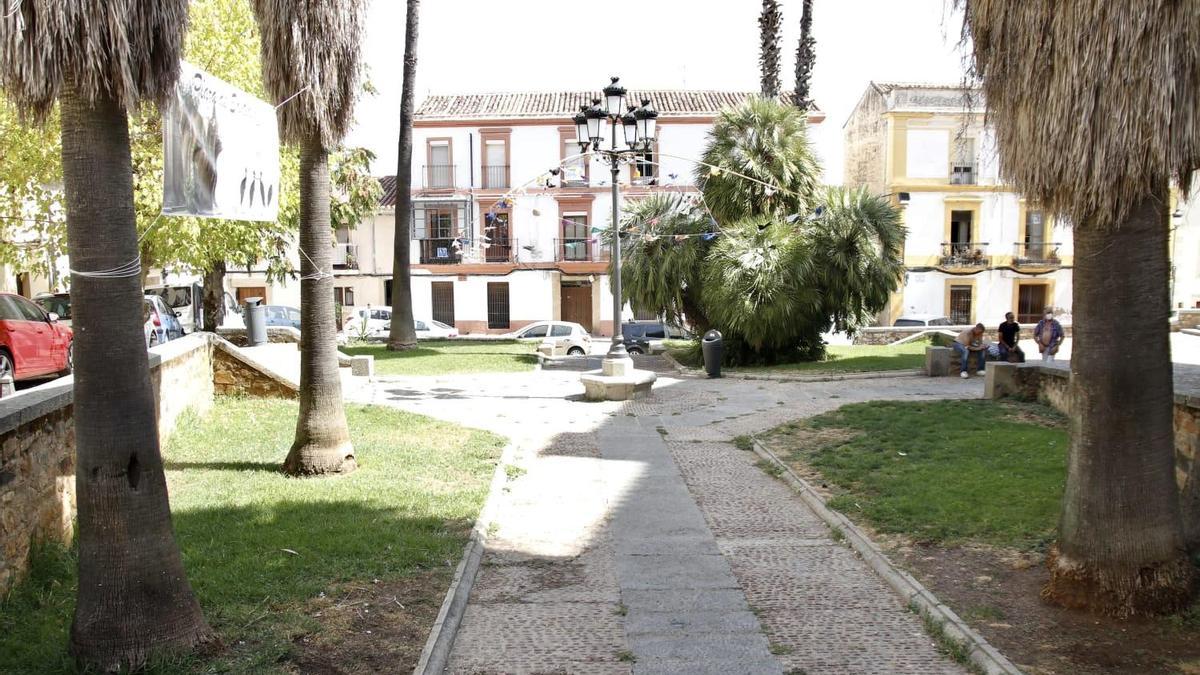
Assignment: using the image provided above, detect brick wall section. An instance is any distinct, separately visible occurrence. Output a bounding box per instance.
[0,333,297,595]
[989,363,1200,548]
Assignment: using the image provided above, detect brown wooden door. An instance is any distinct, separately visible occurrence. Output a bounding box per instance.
[236,286,266,304]
[561,283,592,333]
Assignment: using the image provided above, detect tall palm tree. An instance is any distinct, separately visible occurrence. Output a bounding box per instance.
[758,0,782,98]
[252,0,367,476]
[388,0,420,351]
[0,2,210,669]
[793,0,815,109]
[961,0,1200,616]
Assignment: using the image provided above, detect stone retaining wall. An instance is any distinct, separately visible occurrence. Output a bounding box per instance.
[855,323,1074,346]
[1179,309,1200,331]
[987,362,1200,547]
[0,333,295,595]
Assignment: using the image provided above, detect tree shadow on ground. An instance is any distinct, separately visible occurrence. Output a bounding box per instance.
[162,460,280,472]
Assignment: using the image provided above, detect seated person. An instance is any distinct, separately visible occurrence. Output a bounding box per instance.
[998,312,1024,362]
[953,323,989,378]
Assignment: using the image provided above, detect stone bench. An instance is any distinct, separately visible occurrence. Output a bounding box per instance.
[925,345,995,376]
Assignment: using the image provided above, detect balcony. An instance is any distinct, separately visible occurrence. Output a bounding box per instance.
[419,238,460,264]
[332,243,359,269]
[939,242,988,268]
[1013,242,1063,268]
[423,164,456,190]
[482,238,517,263]
[482,164,510,189]
[555,238,610,263]
[949,161,977,185]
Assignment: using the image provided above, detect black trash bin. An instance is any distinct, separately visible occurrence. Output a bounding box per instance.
[701,329,723,378]
[244,297,267,346]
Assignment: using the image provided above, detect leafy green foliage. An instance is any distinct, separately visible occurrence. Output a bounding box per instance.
[619,99,904,365]
[763,400,1068,549]
[0,398,503,673]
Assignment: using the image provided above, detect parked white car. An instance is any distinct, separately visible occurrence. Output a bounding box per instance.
[504,321,592,356]
[893,314,955,327]
[414,319,458,339]
[343,306,392,341]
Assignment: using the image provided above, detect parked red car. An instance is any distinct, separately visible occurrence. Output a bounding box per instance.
[0,292,73,383]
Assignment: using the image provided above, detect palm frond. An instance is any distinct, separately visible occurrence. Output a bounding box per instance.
[251,0,367,148]
[0,0,189,120]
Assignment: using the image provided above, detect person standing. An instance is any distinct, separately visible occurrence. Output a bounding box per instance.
[954,323,989,378]
[1034,309,1064,362]
[998,312,1022,362]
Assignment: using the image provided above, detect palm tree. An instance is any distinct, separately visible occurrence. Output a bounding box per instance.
[696,97,820,223]
[252,0,367,476]
[388,0,420,351]
[758,0,782,98]
[0,2,210,669]
[793,0,815,109]
[961,1,1199,616]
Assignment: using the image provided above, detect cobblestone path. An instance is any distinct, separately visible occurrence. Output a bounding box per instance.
[353,366,981,674]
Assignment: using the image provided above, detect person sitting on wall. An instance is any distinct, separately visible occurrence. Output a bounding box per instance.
[998,312,1024,362]
[953,323,989,379]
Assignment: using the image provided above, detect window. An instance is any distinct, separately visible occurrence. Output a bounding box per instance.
[414,320,428,331]
[521,324,548,338]
[288,308,301,323]
[561,214,589,261]
[36,295,71,319]
[560,133,588,185]
[482,138,509,188]
[1024,209,1047,258]
[634,306,658,321]
[631,147,657,183]
[12,295,46,321]
[950,137,976,185]
[948,285,972,324]
[644,325,667,339]
[431,282,455,326]
[334,286,355,307]
[1017,284,1049,323]
[427,210,455,238]
[550,324,571,337]
[949,210,973,248]
[487,282,510,329]
[427,139,452,188]
[371,309,391,321]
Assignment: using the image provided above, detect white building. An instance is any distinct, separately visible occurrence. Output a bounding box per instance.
[844,82,1073,327]
[228,90,824,335]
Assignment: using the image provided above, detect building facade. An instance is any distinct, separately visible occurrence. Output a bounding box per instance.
[228,91,823,335]
[844,82,1073,327]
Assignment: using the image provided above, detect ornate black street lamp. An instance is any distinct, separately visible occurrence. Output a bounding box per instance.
[572,77,657,363]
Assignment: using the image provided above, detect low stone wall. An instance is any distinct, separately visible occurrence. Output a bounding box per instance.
[217,325,301,347]
[0,333,295,595]
[856,323,1073,346]
[987,362,1200,546]
[1179,309,1200,331]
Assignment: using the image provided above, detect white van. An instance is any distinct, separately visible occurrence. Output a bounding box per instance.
[144,284,201,333]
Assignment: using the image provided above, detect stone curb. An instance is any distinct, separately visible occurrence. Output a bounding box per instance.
[413,441,519,675]
[749,437,1024,675]
[659,350,922,383]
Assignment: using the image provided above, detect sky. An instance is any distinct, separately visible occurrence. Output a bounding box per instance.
[345,0,972,184]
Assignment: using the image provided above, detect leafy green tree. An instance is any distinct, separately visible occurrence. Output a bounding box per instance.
[618,100,904,365]
[0,1,210,669]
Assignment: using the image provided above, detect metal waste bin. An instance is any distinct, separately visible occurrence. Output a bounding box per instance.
[701,329,723,378]
[244,297,267,346]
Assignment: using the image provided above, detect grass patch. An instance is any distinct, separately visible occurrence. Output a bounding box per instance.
[665,338,929,374]
[731,435,754,451]
[0,397,503,674]
[762,400,1067,550]
[342,339,537,376]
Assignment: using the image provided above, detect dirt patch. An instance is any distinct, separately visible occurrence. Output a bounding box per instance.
[286,569,452,674]
[888,541,1200,674]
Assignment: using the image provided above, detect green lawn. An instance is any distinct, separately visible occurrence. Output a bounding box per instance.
[0,397,503,674]
[761,400,1068,549]
[343,339,538,376]
[666,339,928,374]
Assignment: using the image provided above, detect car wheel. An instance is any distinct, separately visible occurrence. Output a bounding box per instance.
[568,347,585,356]
[628,347,644,355]
[0,350,13,382]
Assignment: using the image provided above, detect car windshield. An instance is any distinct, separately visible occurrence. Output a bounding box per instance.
[432,320,452,330]
[37,295,71,319]
[894,319,926,327]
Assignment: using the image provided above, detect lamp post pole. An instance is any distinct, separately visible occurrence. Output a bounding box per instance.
[571,77,657,364]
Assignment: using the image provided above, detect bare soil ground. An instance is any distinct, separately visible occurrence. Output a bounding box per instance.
[887,541,1200,674]
[287,570,452,674]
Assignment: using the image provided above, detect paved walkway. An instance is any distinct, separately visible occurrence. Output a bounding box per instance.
[353,365,981,674]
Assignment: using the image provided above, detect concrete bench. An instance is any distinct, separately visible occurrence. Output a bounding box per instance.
[926,345,992,376]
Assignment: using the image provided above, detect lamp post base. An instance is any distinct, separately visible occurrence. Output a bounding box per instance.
[581,356,656,401]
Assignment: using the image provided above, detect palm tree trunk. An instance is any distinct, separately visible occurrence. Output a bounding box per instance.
[202,260,226,331]
[758,0,782,98]
[284,135,356,476]
[1045,186,1195,616]
[387,0,420,351]
[60,85,210,670]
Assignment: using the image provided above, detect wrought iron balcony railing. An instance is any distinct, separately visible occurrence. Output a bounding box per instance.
[949,161,977,185]
[1013,242,1063,266]
[939,242,989,267]
[482,164,510,189]
[422,164,456,189]
[554,238,610,263]
[418,237,460,264]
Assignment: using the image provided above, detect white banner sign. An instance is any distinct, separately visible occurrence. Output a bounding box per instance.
[162,61,280,222]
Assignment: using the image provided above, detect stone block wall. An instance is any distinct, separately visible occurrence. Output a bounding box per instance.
[0,332,297,595]
[1178,309,1200,331]
[856,324,1073,346]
